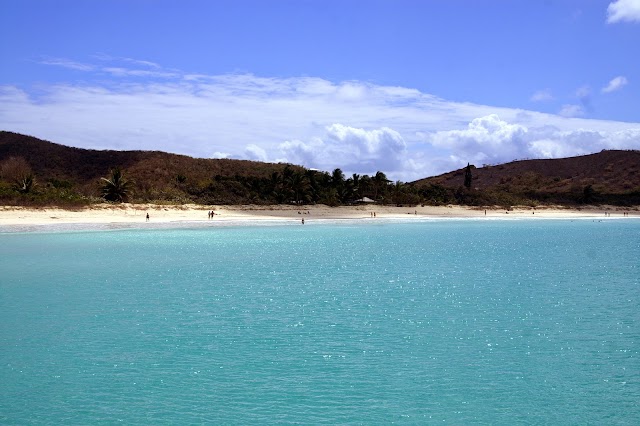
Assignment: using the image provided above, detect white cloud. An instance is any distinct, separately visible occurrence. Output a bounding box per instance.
[428,115,528,166]
[39,57,94,71]
[103,67,178,79]
[41,55,176,79]
[1,57,640,181]
[424,114,640,170]
[278,124,408,175]
[278,139,318,167]
[602,76,629,93]
[92,54,161,68]
[530,89,553,102]
[212,151,231,159]
[559,104,585,118]
[607,0,640,23]
[120,57,162,69]
[243,144,268,162]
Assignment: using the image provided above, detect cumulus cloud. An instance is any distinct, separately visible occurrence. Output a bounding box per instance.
[428,115,528,166]
[278,124,408,175]
[424,114,640,170]
[602,76,629,93]
[1,56,640,181]
[607,0,640,23]
[211,151,231,159]
[243,144,268,162]
[530,89,553,102]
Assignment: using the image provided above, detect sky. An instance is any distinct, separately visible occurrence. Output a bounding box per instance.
[1,0,639,181]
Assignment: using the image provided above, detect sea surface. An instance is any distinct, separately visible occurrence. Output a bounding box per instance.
[1,218,639,424]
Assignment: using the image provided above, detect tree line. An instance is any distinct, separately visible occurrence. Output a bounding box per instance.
[1,154,429,206]
[4,153,638,207]
[101,165,424,206]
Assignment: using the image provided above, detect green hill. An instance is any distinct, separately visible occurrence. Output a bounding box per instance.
[0,131,310,205]
[412,151,640,206]
[0,131,378,206]
[1,131,639,207]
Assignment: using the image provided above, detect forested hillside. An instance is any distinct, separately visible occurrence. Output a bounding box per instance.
[0,131,397,206]
[1,131,639,207]
[413,150,640,206]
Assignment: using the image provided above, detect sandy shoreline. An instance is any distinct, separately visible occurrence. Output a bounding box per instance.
[1,203,638,231]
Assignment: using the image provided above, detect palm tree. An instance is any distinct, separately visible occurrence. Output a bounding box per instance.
[351,173,361,198]
[337,184,353,204]
[101,168,134,202]
[359,174,372,199]
[392,180,404,205]
[1,156,36,193]
[287,171,309,205]
[305,169,321,203]
[269,171,286,203]
[17,173,36,193]
[464,163,473,189]
[372,171,390,201]
[331,168,345,188]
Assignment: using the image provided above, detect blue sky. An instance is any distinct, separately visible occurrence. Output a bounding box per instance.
[1,0,639,181]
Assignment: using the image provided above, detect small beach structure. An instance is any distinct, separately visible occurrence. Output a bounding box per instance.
[355,197,375,204]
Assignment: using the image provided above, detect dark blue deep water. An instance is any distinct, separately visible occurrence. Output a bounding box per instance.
[1,219,639,424]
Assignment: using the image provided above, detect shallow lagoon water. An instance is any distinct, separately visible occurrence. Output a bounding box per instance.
[1,219,639,424]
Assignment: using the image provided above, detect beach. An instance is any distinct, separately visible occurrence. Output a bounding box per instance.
[0,203,637,229]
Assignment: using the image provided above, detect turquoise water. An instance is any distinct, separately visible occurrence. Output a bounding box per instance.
[1,219,639,424]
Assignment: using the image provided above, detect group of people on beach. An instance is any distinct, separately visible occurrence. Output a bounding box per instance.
[207,210,216,219]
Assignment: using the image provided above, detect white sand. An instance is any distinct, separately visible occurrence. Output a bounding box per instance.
[0,203,637,230]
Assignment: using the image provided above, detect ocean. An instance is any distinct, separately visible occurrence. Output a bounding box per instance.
[1,218,639,424]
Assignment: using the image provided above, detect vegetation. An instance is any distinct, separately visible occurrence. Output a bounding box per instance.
[1,131,639,207]
[463,163,472,189]
[101,168,134,202]
[0,156,37,193]
[414,151,640,207]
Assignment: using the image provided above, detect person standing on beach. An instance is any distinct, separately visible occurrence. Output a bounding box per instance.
[146,213,149,222]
